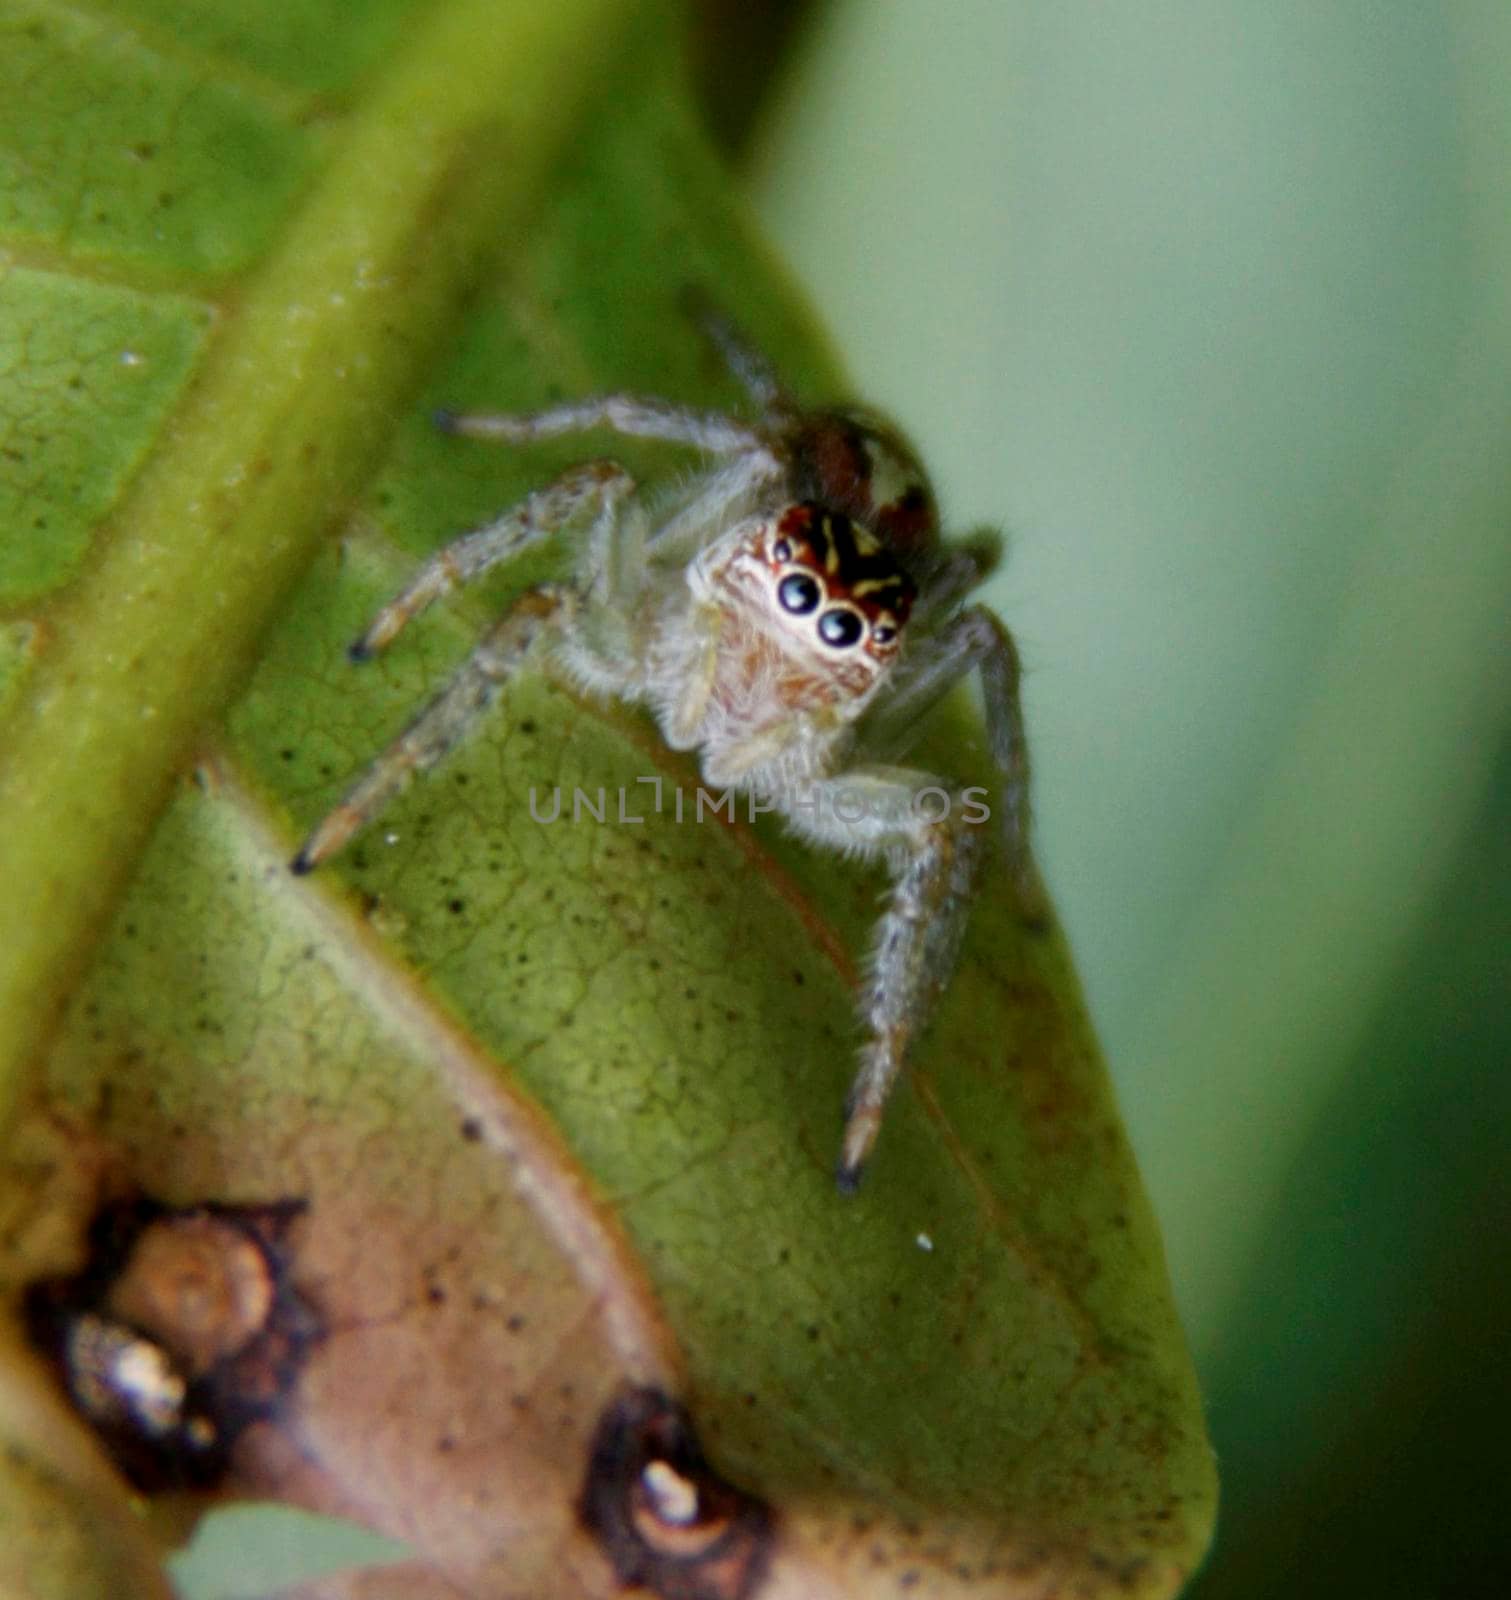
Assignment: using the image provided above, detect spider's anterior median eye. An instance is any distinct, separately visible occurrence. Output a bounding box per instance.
[818,608,864,648]
[778,573,821,615]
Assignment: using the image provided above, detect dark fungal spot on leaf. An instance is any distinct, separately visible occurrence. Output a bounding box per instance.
[579,1385,774,1600]
[23,1194,319,1491]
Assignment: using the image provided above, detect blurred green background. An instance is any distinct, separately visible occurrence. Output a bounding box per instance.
[722,0,1509,1593]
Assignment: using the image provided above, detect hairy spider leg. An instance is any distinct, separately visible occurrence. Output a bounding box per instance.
[910,532,1004,617]
[857,605,1039,915]
[349,460,635,660]
[292,584,578,875]
[290,458,637,874]
[680,286,794,416]
[644,450,784,560]
[435,395,764,457]
[770,765,986,1191]
[433,394,783,562]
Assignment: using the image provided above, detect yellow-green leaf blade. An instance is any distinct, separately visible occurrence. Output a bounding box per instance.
[0,5,1216,1595]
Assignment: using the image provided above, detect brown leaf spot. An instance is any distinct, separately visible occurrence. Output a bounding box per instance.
[23,1194,320,1490]
[579,1385,773,1600]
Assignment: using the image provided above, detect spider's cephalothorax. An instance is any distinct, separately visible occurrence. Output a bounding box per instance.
[292,300,1039,1191]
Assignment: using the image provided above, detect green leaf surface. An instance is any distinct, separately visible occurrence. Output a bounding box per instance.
[0,269,211,600]
[165,1504,411,1600]
[0,3,1216,1596]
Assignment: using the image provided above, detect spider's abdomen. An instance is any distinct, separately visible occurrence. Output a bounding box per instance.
[787,408,938,561]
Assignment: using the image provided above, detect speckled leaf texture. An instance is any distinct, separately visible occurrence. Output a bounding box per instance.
[0,3,1215,1597]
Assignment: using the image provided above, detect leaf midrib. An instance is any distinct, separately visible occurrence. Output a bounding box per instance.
[0,0,639,1128]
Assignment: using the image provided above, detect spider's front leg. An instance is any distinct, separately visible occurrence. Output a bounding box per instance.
[348,460,633,659]
[779,767,987,1192]
[290,460,635,874]
[860,600,1044,921]
[291,583,578,874]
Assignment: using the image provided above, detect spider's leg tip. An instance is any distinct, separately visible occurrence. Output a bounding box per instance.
[432,407,459,434]
[346,638,374,664]
[833,1159,865,1197]
[289,849,314,877]
[836,1098,879,1194]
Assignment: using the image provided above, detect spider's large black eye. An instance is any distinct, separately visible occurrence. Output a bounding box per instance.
[778,573,821,615]
[818,608,864,648]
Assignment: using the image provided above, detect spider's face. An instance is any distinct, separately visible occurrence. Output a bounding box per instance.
[760,501,915,668]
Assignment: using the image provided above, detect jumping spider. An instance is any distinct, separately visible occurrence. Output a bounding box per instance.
[292,297,1040,1191]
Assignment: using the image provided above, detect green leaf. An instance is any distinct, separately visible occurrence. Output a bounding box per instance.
[0,4,1216,1596]
[166,1504,411,1600]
